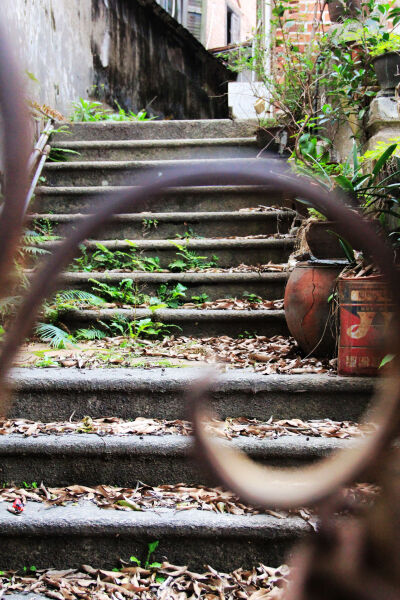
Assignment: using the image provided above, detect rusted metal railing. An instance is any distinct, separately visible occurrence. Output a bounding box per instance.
[1,27,400,599]
[24,118,54,213]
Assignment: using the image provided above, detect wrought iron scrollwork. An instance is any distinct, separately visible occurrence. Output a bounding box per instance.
[1,28,400,599]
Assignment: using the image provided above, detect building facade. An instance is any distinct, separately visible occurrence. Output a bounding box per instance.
[156,0,257,49]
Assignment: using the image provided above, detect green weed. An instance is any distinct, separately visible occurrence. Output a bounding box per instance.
[142,218,159,233]
[168,243,218,271]
[70,98,156,122]
[157,283,187,308]
[35,358,60,368]
[99,316,179,340]
[243,293,263,303]
[191,293,209,304]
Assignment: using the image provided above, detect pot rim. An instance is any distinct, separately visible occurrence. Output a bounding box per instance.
[371,50,400,63]
[338,273,385,281]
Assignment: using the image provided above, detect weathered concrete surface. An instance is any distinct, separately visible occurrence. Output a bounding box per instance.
[0,502,310,570]
[9,368,375,421]
[43,157,283,187]
[53,137,259,161]
[52,120,258,142]
[62,307,288,338]
[367,96,400,136]
[56,270,288,301]
[3,0,93,116]
[29,210,294,239]
[0,433,357,488]
[41,237,294,269]
[33,184,287,214]
[3,0,233,119]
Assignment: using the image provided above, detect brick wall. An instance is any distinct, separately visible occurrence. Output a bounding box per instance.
[280,0,331,52]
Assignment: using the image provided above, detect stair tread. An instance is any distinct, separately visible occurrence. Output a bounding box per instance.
[10,367,374,390]
[53,137,257,148]
[30,210,293,220]
[58,270,287,280]
[0,499,308,536]
[35,184,281,195]
[0,432,358,454]
[44,157,280,169]
[64,307,286,319]
[42,237,294,248]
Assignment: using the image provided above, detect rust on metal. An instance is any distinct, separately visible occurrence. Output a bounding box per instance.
[338,275,394,376]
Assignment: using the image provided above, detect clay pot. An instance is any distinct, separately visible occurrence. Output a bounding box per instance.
[372,52,400,97]
[305,221,347,260]
[284,262,343,357]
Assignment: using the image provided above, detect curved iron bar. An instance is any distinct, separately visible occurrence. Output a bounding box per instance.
[0,27,30,297]
[0,31,400,514]
[0,157,399,511]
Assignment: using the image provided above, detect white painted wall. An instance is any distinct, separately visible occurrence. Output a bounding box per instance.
[205,0,257,49]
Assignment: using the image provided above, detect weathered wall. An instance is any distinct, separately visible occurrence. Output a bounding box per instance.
[91,0,233,119]
[2,0,94,115]
[205,0,257,50]
[2,0,232,119]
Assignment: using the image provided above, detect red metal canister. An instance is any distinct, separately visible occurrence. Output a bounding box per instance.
[338,276,394,376]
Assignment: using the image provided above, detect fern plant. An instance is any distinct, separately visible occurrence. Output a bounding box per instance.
[75,328,107,341]
[168,243,218,271]
[54,289,105,307]
[35,323,75,349]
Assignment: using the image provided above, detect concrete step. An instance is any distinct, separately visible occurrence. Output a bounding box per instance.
[39,237,295,269]
[0,501,309,570]
[9,368,374,422]
[42,157,281,186]
[32,185,291,214]
[56,270,288,300]
[60,307,287,338]
[30,210,294,240]
[51,119,258,142]
[0,432,355,487]
[52,137,259,161]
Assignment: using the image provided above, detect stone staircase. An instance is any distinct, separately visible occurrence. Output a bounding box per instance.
[0,120,373,575]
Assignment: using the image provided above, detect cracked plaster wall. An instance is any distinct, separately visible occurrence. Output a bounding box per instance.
[2,0,231,120]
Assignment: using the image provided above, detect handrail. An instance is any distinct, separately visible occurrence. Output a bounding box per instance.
[24,143,50,214]
[24,117,54,215]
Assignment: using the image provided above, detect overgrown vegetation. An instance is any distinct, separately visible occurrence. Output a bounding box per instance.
[220,0,400,165]
[71,241,219,273]
[70,98,156,122]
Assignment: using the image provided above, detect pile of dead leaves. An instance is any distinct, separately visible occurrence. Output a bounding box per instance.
[0,481,378,518]
[63,262,288,274]
[152,335,333,374]
[182,299,284,311]
[185,262,287,274]
[224,234,292,240]
[91,298,284,312]
[238,205,289,213]
[0,416,374,439]
[0,562,291,599]
[26,334,336,373]
[141,335,335,374]
[0,483,261,515]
